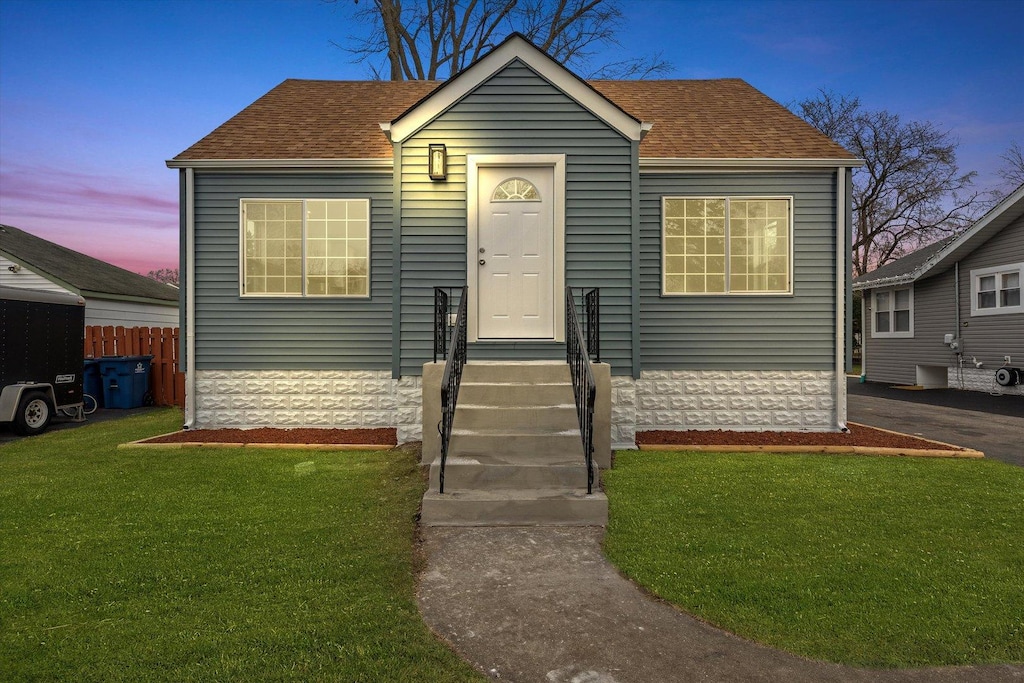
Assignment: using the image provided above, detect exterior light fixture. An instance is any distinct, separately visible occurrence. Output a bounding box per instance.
[429,144,447,181]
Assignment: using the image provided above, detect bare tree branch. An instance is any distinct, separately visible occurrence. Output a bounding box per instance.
[326,0,670,81]
[997,140,1024,190]
[796,90,983,277]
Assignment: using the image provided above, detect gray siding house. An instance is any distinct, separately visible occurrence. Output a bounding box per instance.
[168,34,859,446]
[853,184,1024,396]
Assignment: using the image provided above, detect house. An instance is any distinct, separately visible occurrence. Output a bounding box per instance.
[167,33,859,451]
[853,184,1024,396]
[0,224,179,328]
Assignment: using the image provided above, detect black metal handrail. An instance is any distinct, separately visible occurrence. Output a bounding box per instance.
[566,286,596,495]
[433,287,450,363]
[584,287,600,362]
[437,286,468,494]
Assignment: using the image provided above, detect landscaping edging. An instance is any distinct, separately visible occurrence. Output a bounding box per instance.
[636,422,983,458]
[120,432,394,451]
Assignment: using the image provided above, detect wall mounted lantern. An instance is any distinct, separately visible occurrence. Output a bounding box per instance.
[429,144,447,181]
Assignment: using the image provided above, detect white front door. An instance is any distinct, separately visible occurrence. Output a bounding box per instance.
[476,166,555,339]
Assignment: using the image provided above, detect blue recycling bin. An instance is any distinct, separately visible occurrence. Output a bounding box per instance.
[99,356,153,409]
[83,358,103,408]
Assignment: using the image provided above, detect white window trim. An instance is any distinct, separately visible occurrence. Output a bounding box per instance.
[660,195,794,296]
[870,285,914,338]
[238,198,371,299]
[970,262,1023,317]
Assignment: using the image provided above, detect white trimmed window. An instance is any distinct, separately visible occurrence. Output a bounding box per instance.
[872,286,913,338]
[662,197,792,295]
[970,263,1023,317]
[240,199,369,297]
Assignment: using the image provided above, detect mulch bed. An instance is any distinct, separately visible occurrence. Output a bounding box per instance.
[637,423,958,451]
[144,427,398,446]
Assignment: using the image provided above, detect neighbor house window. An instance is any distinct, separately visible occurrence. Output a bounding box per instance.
[662,197,791,295]
[970,263,1023,316]
[872,286,913,338]
[241,199,369,297]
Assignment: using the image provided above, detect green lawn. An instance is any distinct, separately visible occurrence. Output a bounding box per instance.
[603,450,1024,668]
[0,410,482,682]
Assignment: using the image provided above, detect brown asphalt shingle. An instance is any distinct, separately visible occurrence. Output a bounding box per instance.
[174,77,854,161]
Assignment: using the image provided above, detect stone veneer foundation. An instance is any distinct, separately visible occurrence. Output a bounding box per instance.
[948,367,1024,396]
[194,368,839,446]
[194,370,423,443]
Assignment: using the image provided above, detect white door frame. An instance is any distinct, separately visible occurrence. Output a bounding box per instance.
[467,154,566,342]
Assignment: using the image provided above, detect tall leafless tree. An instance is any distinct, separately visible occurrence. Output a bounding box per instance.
[330,0,669,80]
[997,141,1024,190]
[796,90,983,277]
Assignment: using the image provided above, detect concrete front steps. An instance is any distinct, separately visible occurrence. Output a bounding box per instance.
[421,361,608,527]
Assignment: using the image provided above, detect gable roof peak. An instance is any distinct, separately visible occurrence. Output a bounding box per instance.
[386,31,645,144]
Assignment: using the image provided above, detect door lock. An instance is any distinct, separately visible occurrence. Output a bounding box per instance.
[479,259,486,266]
[479,247,486,253]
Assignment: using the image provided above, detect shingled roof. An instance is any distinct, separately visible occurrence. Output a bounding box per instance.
[173,77,854,162]
[0,224,178,304]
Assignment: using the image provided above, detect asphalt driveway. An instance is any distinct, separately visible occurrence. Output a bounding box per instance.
[847,377,1024,467]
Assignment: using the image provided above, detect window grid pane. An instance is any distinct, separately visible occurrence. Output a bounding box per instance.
[306,200,369,297]
[243,201,303,295]
[243,199,369,297]
[664,198,726,293]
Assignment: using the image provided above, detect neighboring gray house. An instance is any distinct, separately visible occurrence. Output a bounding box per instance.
[853,184,1024,396]
[0,224,179,328]
[168,34,859,448]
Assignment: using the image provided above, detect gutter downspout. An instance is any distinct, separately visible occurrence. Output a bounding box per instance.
[954,261,961,336]
[184,168,197,429]
[835,167,848,431]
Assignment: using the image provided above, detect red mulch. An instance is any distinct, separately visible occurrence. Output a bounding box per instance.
[637,423,958,451]
[144,427,398,445]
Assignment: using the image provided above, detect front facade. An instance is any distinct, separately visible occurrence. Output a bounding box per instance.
[854,185,1024,395]
[169,35,858,444]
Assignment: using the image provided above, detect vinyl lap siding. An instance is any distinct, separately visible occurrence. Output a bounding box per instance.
[192,172,393,370]
[639,172,837,369]
[959,216,1024,364]
[399,60,633,375]
[863,270,956,385]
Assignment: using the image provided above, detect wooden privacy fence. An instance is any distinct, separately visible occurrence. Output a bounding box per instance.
[84,326,184,407]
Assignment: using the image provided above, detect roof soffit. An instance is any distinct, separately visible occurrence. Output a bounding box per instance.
[386,34,645,143]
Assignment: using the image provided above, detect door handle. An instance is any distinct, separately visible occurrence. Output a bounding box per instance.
[479,259,486,266]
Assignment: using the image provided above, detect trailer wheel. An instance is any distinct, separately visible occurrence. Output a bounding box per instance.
[14,391,53,436]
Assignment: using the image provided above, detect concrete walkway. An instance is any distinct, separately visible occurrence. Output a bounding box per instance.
[418,526,1023,683]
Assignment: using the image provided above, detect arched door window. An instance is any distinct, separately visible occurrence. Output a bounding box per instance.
[491,177,541,201]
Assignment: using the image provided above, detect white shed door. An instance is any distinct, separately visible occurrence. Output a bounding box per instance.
[476,166,555,339]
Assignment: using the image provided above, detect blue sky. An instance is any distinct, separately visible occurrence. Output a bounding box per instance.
[1,0,1021,273]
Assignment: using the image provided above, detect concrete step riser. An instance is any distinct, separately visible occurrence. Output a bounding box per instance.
[462,364,571,384]
[458,383,574,406]
[421,495,608,527]
[430,463,594,491]
[454,406,579,431]
[450,434,585,459]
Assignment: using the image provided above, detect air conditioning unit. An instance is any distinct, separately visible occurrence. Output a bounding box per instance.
[994,367,1023,387]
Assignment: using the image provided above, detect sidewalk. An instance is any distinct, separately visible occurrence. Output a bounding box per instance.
[418,526,1024,683]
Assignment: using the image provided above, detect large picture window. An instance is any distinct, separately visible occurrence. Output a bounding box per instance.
[241,199,369,297]
[662,197,791,295]
[970,263,1022,317]
[872,286,913,338]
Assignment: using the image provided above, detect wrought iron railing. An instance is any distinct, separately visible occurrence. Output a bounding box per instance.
[566,286,597,495]
[584,287,600,363]
[433,287,450,363]
[437,286,468,494]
